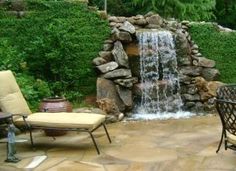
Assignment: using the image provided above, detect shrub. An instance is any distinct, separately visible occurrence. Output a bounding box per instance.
[0,0,110,103]
[16,73,51,111]
[189,23,236,83]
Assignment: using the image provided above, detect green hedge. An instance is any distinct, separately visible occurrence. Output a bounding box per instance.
[189,23,236,83]
[0,0,110,110]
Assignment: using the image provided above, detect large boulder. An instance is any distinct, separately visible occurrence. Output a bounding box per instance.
[146,14,163,26]
[116,85,133,110]
[97,78,125,112]
[195,76,224,101]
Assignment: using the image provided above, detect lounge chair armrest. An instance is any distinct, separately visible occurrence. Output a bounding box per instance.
[12,114,28,118]
[12,114,31,130]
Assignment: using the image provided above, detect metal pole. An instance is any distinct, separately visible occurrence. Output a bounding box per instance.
[104,0,107,14]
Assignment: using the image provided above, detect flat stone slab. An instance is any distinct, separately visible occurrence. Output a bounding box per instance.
[0,115,236,171]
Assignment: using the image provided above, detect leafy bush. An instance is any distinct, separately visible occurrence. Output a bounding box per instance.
[0,0,110,104]
[189,23,236,83]
[0,38,24,72]
[16,73,51,111]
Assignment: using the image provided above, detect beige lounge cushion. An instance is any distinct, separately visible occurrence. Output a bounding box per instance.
[14,112,106,130]
[0,70,31,115]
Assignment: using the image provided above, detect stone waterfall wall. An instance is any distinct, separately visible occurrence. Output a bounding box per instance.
[94,13,224,120]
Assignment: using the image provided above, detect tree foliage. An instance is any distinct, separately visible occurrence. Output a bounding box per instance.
[215,0,236,29]
[89,0,236,29]
[131,0,216,21]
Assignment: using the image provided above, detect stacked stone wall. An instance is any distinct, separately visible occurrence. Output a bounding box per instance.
[94,13,224,119]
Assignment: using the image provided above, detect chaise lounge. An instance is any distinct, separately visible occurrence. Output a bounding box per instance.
[0,70,111,154]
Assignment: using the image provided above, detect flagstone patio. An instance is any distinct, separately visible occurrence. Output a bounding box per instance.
[0,115,236,171]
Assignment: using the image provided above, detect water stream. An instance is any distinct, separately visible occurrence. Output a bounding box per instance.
[132,30,193,120]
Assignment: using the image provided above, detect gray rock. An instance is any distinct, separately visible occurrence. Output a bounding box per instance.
[185,102,196,108]
[133,18,147,26]
[92,57,107,66]
[191,44,199,50]
[119,21,136,34]
[116,85,133,109]
[182,94,201,101]
[117,31,132,42]
[180,66,202,76]
[103,69,132,79]
[145,12,155,17]
[197,57,216,68]
[106,115,118,123]
[99,51,113,61]
[112,41,129,68]
[114,77,138,88]
[97,78,125,112]
[127,17,136,24]
[96,61,119,73]
[132,83,143,97]
[103,43,113,51]
[202,68,220,81]
[104,39,114,44]
[112,28,132,42]
[108,16,118,22]
[191,49,199,54]
[145,24,161,29]
[117,16,126,23]
[187,85,198,95]
[146,14,163,26]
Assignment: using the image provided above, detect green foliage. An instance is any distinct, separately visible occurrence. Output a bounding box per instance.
[0,0,110,105]
[189,23,236,83]
[0,38,25,72]
[131,0,216,21]
[16,73,51,111]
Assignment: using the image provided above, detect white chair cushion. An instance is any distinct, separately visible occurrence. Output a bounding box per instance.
[14,112,106,130]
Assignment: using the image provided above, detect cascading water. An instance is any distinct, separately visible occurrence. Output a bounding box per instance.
[133,30,193,120]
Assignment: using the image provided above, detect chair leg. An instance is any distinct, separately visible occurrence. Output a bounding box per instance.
[102,123,112,143]
[225,139,228,150]
[88,131,100,155]
[216,129,224,153]
[29,129,34,148]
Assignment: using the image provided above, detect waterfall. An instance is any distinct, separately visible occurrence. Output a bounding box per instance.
[133,30,193,120]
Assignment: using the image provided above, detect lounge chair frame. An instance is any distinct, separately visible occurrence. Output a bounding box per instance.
[19,114,111,154]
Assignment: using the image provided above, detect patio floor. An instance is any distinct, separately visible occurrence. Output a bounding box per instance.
[0,115,236,171]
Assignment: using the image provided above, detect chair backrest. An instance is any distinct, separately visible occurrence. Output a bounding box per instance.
[0,70,32,115]
[215,84,236,136]
[216,84,236,101]
[215,99,236,136]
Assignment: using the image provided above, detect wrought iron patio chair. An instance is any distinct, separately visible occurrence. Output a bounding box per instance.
[0,70,111,154]
[215,84,236,153]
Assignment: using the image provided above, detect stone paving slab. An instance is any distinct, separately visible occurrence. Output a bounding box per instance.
[0,115,236,171]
